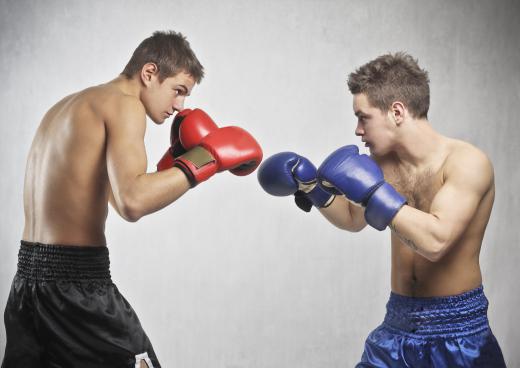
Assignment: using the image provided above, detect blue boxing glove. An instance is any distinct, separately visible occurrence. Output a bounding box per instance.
[317,145,406,230]
[258,152,334,212]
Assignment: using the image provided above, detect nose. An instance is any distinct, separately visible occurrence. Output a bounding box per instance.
[355,121,364,136]
[173,96,185,112]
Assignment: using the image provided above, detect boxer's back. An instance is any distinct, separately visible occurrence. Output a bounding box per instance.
[23,86,115,246]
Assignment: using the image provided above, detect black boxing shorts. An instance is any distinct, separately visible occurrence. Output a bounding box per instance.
[1,241,161,368]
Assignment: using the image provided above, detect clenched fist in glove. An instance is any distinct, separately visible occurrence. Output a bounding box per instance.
[157,108,263,186]
[173,125,263,186]
[157,109,218,171]
[317,145,406,230]
[257,152,334,212]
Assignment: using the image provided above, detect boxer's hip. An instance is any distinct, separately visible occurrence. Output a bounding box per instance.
[2,241,160,368]
[383,285,490,339]
[16,240,111,283]
[356,285,506,367]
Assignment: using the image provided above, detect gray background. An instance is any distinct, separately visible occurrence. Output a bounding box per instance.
[1,0,519,366]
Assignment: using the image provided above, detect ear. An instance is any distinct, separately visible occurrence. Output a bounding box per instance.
[389,101,406,126]
[140,63,159,87]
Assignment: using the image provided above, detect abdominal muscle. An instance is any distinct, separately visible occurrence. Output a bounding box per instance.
[390,233,483,297]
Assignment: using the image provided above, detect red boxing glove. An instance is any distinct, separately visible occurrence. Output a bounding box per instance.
[157,109,218,171]
[172,126,263,186]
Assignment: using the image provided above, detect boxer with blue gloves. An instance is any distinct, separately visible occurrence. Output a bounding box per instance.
[350,54,505,367]
[259,52,505,367]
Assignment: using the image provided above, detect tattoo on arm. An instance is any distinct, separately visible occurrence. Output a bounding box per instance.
[389,223,419,251]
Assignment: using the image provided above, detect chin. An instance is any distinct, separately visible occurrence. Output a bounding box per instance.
[150,116,164,125]
[368,146,382,157]
[372,147,392,158]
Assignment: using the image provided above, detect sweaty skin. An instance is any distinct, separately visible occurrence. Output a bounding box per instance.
[23,71,194,246]
[320,93,494,297]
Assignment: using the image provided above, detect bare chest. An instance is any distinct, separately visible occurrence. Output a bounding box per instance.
[382,164,444,212]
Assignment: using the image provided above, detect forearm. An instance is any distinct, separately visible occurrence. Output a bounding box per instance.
[319,195,367,232]
[113,167,191,221]
[390,205,448,261]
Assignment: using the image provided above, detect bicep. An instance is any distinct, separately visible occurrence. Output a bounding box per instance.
[429,154,493,247]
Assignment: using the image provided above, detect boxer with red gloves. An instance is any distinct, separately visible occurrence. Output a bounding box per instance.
[157,108,262,186]
[2,30,265,368]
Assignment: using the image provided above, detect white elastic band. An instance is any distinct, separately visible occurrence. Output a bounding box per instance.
[135,352,154,368]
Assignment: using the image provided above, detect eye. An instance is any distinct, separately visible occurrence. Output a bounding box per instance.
[174,89,187,97]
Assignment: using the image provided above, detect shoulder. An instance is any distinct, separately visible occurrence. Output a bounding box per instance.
[443,139,494,192]
[88,85,146,123]
[113,92,145,114]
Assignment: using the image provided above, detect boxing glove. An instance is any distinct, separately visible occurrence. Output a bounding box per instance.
[173,126,263,186]
[157,109,218,171]
[317,145,406,230]
[257,152,333,212]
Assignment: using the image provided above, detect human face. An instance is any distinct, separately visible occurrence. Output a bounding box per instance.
[141,71,196,124]
[353,93,395,157]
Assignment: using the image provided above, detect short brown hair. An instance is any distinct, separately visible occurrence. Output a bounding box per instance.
[347,52,430,119]
[122,30,204,83]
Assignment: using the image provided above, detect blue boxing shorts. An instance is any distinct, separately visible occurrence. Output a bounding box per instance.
[2,241,160,368]
[356,286,506,368]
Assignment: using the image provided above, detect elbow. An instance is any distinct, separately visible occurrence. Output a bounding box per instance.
[118,194,145,222]
[346,216,368,232]
[333,223,352,231]
[424,219,453,262]
[333,220,366,232]
[119,204,142,222]
[343,223,366,232]
[427,239,451,262]
[120,210,141,223]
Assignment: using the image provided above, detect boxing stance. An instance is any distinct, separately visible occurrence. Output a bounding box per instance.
[258,52,505,367]
[2,31,262,368]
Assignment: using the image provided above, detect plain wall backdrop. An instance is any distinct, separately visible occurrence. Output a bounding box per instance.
[1,0,519,366]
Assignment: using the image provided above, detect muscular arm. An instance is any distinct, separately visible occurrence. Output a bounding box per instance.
[319,195,367,232]
[105,96,190,222]
[390,149,493,262]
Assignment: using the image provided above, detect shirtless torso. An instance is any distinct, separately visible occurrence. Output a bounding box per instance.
[22,73,194,247]
[380,138,494,297]
[23,85,120,246]
[320,133,495,298]
[333,53,505,366]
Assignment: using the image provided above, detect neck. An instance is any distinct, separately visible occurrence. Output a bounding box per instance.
[390,119,444,169]
[107,75,142,98]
